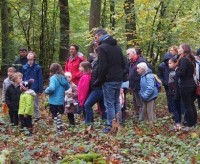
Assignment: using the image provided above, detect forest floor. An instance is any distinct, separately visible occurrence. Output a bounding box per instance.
[0,91,200,163]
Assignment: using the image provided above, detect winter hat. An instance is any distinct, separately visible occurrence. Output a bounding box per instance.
[197,48,200,56]
[137,62,148,72]
[20,79,34,91]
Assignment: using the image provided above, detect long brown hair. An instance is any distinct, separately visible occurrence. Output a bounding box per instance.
[80,61,92,73]
[49,63,64,76]
[178,44,195,71]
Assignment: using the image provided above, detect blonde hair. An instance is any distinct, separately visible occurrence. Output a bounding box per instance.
[11,72,23,82]
[64,72,72,78]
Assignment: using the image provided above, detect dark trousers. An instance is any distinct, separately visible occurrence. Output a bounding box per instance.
[9,110,18,125]
[49,104,64,118]
[168,95,181,123]
[67,113,75,125]
[19,115,33,133]
[180,87,197,127]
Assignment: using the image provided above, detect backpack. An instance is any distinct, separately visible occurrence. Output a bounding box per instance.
[153,74,162,92]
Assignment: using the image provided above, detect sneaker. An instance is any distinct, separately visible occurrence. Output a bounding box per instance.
[102,127,111,133]
[182,126,195,131]
[34,118,40,122]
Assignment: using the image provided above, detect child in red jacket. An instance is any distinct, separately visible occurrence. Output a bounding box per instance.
[78,61,92,110]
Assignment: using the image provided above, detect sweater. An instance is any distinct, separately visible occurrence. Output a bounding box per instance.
[2,77,13,103]
[78,73,91,106]
[45,74,70,105]
[18,89,36,116]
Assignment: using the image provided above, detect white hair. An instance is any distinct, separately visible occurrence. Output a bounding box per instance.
[137,62,148,72]
[126,48,136,54]
[64,72,72,78]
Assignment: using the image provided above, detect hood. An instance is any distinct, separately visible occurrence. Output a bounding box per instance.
[55,75,68,87]
[100,35,117,46]
[163,52,173,62]
[24,89,36,97]
[142,68,152,76]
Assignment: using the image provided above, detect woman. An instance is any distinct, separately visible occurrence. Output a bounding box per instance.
[65,44,85,85]
[176,44,197,131]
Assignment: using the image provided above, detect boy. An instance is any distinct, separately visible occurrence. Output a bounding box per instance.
[5,72,23,126]
[2,67,16,104]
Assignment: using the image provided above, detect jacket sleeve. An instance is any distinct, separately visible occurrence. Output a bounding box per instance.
[177,58,189,77]
[65,60,69,72]
[93,47,107,86]
[2,81,6,102]
[24,95,33,115]
[78,76,91,106]
[5,87,11,106]
[37,66,43,93]
[157,63,167,86]
[141,75,155,101]
[45,77,56,94]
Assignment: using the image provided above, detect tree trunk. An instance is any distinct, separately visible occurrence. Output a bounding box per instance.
[1,0,9,63]
[59,0,69,62]
[124,0,136,48]
[89,0,101,31]
[101,0,107,28]
[110,0,115,30]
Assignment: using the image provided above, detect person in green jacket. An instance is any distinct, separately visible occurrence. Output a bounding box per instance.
[18,79,36,135]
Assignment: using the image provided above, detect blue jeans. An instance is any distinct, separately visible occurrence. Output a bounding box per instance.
[102,82,122,126]
[84,89,106,124]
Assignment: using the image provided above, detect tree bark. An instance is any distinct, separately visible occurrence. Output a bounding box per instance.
[59,0,69,62]
[124,0,136,48]
[110,0,115,30]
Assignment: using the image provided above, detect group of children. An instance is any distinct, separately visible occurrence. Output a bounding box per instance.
[3,67,36,135]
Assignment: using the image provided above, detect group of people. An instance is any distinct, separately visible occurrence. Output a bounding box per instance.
[1,28,199,135]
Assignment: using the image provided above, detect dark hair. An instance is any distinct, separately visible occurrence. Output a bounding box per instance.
[169,57,177,63]
[19,47,27,52]
[80,61,92,73]
[70,44,79,51]
[94,28,107,36]
[49,63,64,76]
[135,48,142,56]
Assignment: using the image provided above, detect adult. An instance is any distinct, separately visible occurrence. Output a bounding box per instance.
[127,48,146,120]
[157,52,172,113]
[176,44,197,131]
[84,48,106,125]
[22,51,43,121]
[169,45,178,59]
[65,44,85,85]
[195,48,200,109]
[13,48,28,73]
[93,28,124,133]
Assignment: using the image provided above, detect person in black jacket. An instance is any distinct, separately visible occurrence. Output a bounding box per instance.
[5,72,23,126]
[127,48,146,120]
[93,28,124,133]
[12,48,28,73]
[176,44,197,131]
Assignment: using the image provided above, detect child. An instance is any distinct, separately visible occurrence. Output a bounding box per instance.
[78,61,92,115]
[2,67,16,105]
[18,79,36,135]
[64,72,78,125]
[168,58,182,130]
[137,62,158,122]
[45,63,69,134]
[5,72,23,126]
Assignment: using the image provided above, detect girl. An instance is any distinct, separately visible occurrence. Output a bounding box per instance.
[45,63,69,134]
[78,61,92,115]
[137,62,158,122]
[6,72,23,126]
[176,44,197,131]
[64,72,78,125]
[168,58,182,131]
[18,79,36,135]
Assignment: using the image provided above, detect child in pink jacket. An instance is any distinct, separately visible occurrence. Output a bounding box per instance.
[78,61,92,108]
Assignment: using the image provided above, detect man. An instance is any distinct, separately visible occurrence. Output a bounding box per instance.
[93,28,124,133]
[127,48,146,121]
[22,51,43,121]
[13,48,28,73]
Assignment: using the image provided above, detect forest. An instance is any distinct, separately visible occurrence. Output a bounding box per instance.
[0,0,200,75]
[0,0,200,163]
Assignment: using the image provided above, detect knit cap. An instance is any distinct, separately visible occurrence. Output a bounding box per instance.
[20,79,34,91]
